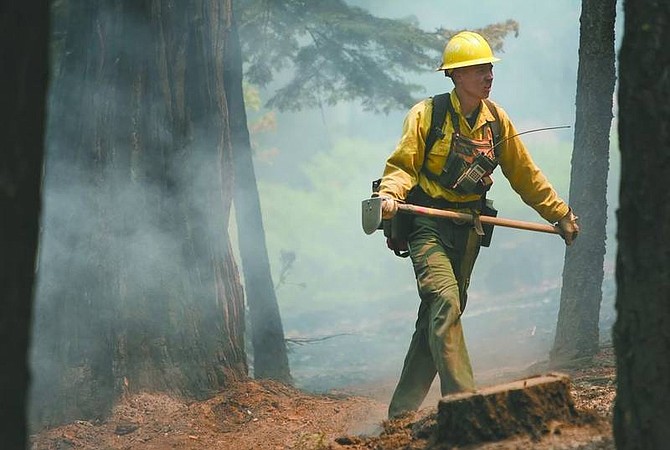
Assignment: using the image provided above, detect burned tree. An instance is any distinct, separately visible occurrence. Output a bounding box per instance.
[224,5,291,382]
[614,0,670,448]
[30,0,246,427]
[0,1,50,447]
[551,0,616,366]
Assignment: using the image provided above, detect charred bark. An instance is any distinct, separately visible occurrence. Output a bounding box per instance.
[614,1,670,448]
[0,2,50,447]
[551,0,616,366]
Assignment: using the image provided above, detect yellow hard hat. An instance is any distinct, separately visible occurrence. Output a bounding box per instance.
[437,31,500,72]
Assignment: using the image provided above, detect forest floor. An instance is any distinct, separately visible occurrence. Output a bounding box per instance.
[30,345,616,450]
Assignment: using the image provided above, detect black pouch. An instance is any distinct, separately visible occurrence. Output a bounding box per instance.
[383,217,412,257]
[436,133,498,195]
[481,199,497,247]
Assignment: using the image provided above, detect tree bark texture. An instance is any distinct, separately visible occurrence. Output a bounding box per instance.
[614,2,670,449]
[224,5,291,383]
[551,0,616,366]
[0,2,50,448]
[30,0,247,428]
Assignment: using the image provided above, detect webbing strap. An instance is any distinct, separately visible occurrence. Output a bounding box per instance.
[483,98,502,157]
[416,93,502,200]
[424,94,502,160]
[424,93,449,156]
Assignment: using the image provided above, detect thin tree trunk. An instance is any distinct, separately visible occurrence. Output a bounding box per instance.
[550,0,616,367]
[30,0,247,428]
[224,6,291,383]
[0,2,50,448]
[614,1,670,448]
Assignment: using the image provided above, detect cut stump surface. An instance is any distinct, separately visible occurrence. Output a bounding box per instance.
[437,372,579,446]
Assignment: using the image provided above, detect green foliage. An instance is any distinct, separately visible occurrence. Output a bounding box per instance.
[257,137,408,310]
[238,0,518,112]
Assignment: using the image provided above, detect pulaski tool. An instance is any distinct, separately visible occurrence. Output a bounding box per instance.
[361,197,560,236]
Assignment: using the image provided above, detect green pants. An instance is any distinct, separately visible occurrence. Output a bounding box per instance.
[388,215,482,418]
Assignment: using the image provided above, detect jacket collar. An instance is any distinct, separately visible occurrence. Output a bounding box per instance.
[449,89,496,130]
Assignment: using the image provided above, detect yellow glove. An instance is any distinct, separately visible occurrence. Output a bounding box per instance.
[381,197,399,220]
[557,208,580,245]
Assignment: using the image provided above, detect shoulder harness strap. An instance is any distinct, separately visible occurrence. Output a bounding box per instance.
[424,93,451,158]
[426,94,500,159]
[416,95,502,193]
[483,99,502,156]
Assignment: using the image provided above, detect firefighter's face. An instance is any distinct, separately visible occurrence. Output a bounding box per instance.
[453,63,494,100]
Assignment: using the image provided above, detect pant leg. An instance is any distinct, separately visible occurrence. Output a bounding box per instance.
[416,219,475,396]
[387,300,437,418]
[388,217,476,418]
[427,284,475,396]
[453,223,483,313]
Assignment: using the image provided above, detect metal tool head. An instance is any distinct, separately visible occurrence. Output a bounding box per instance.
[361,197,383,235]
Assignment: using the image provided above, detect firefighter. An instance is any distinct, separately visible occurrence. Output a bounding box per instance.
[376,30,579,418]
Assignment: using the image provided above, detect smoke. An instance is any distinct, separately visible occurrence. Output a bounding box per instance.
[29,59,236,426]
[250,0,620,395]
[30,1,621,418]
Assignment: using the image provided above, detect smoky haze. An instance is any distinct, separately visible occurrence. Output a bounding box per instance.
[30,0,621,418]
[248,0,620,395]
[29,2,240,424]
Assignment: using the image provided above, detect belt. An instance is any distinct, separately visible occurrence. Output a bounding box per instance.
[407,186,483,210]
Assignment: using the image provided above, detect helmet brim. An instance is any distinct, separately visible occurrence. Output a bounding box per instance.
[436,56,501,72]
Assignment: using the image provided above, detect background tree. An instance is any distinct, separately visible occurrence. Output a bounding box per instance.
[0,1,50,448]
[614,0,670,447]
[225,4,291,382]
[30,0,246,427]
[550,0,617,366]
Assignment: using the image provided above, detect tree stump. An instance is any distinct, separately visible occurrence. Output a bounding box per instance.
[436,372,579,446]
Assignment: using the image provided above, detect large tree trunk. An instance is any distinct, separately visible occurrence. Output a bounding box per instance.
[30,0,247,428]
[550,0,616,367]
[224,5,291,383]
[614,2,670,448]
[0,2,50,448]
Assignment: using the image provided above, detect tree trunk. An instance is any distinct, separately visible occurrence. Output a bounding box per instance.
[550,0,616,367]
[0,2,49,448]
[30,0,247,428]
[614,2,670,448]
[224,6,291,382]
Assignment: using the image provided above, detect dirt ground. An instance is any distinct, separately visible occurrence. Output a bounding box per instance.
[30,346,616,450]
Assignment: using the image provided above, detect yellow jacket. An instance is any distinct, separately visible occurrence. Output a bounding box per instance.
[378,90,569,223]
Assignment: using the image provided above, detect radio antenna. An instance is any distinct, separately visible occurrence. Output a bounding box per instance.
[492,125,571,151]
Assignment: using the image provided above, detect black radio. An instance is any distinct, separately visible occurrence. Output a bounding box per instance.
[451,153,497,193]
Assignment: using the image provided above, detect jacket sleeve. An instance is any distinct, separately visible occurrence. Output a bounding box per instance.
[495,106,570,223]
[377,101,429,201]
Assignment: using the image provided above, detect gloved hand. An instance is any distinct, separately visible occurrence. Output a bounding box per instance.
[557,208,580,245]
[381,196,399,220]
